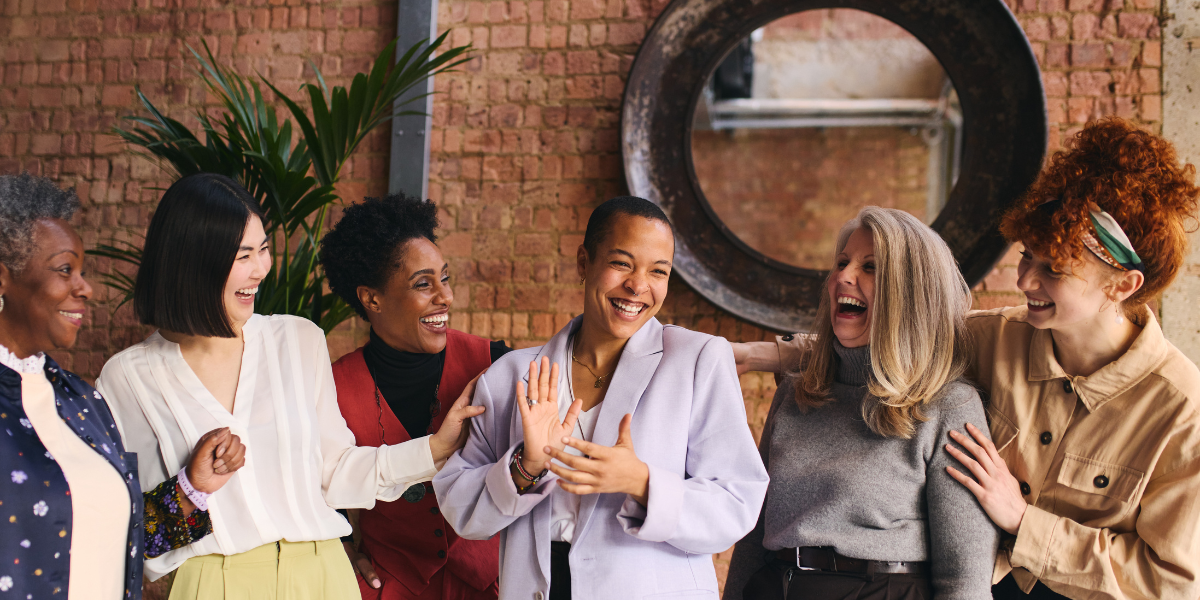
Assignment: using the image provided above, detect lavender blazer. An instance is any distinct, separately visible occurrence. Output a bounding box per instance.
[433,316,769,600]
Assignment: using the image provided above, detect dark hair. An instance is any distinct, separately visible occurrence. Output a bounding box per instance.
[135,173,265,338]
[0,173,80,272]
[582,196,673,257]
[1001,117,1200,308]
[319,193,439,320]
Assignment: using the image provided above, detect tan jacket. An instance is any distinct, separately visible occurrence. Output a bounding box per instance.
[775,307,1200,599]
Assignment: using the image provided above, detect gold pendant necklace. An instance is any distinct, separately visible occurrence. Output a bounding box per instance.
[571,342,612,388]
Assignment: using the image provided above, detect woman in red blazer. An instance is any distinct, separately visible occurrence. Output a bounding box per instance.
[319,194,506,600]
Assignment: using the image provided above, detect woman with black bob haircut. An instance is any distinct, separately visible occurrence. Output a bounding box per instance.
[319,193,503,600]
[98,173,484,600]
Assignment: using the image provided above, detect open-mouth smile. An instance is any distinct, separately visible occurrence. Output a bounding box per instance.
[610,298,647,320]
[1026,296,1054,312]
[835,294,868,319]
[234,286,258,302]
[420,312,448,331]
[58,310,84,326]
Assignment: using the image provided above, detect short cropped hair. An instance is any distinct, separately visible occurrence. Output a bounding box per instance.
[0,173,80,273]
[793,207,972,439]
[1001,117,1200,308]
[319,194,439,320]
[135,173,265,338]
[582,196,673,257]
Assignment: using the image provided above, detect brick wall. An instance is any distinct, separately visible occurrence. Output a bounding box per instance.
[0,0,1164,593]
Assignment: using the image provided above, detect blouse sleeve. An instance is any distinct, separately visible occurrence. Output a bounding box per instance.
[308,323,439,509]
[142,475,212,558]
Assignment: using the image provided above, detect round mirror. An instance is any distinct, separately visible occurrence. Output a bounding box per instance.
[690,9,962,269]
[622,0,1047,332]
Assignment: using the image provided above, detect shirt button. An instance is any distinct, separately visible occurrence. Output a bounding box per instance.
[429,507,439,515]
[434,529,444,537]
[781,334,794,342]
[1020,482,1031,495]
[535,593,544,600]
[1094,475,1109,488]
[437,550,446,558]
[1063,380,1074,394]
[1040,431,1053,445]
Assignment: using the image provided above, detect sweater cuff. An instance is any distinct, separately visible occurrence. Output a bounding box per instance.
[1009,504,1059,578]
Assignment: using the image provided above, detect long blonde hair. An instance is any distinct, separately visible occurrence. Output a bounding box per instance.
[793,207,973,438]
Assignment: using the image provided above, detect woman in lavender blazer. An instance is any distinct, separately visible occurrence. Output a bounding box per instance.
[433,197,769,600]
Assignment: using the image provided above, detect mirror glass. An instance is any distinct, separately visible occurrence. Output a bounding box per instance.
[690,9,962,270]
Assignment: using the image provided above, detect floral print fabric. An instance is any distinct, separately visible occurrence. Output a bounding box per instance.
[143,475,212,558]
[0,357,146,598]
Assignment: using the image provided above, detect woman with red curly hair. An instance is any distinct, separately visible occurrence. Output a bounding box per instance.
[944,117,1200,600]
[732,117,1200,599]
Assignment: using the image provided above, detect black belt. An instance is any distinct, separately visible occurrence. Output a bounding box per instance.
[775,547,928,576]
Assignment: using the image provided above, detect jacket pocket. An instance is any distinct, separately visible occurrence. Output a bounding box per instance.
[1057,453,1143,502]
[986,406,1019,455]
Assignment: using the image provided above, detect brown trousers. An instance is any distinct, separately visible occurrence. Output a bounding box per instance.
[742,562,931,600]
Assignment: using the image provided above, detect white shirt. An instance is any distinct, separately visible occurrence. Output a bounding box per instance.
[550,341,603,544]
[96,314,437,580]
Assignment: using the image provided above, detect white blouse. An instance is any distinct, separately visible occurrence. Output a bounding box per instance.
[549,339,602,544]
[96,314,437,580]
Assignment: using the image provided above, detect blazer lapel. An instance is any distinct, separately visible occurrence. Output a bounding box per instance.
[576,317,664,539]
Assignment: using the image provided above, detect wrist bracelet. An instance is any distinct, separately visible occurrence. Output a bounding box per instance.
[177,467,211,512]
[512,444,547,487]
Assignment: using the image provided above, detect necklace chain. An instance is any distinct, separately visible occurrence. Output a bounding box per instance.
[571,340,613,388]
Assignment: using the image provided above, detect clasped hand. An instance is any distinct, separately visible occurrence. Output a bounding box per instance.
[514,357,649,505]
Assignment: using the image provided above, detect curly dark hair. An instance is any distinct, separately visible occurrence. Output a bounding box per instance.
[1001,117,1200,307]
[0,173,80,273]
[320,194,439,320]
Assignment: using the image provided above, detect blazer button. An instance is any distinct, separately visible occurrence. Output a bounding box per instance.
[1062,380,1074,394]
[1039,431,1053,445]
[429,507,439,515]
[434,529,444,537]
[437,550,446,558]
[781,334,794,342]
[1094,475,1109,488]
[535,593,545,600]
[1019,482,1031,495]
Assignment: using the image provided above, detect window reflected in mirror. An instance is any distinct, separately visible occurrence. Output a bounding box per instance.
[691,9,962,270]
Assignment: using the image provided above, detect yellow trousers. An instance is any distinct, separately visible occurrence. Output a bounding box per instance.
[167,539,358,600]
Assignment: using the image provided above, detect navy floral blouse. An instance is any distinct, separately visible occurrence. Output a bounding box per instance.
[0,357,148,598]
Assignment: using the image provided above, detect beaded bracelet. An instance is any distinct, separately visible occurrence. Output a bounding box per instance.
[176,467,211,512]
[511,443,548,492]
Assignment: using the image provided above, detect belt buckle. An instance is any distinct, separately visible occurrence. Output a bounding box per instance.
[793,548,817,571]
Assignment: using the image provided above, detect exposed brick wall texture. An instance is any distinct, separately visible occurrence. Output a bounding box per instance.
[0,0,1164,593]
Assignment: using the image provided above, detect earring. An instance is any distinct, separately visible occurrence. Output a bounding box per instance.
[0,295,5,313]
[580,277,585,285]
[1115,311,1125,325]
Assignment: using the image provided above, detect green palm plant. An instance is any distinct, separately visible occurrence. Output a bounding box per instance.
[92,35,470,333]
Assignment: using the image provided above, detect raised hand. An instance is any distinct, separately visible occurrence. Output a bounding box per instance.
[429,371,487,463]
[515,356,581,476]
[545,414,650,505]
[945,422,1028,534]
[179,427,246,514]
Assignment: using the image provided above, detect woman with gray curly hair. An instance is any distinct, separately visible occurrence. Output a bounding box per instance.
[0,173,242,600]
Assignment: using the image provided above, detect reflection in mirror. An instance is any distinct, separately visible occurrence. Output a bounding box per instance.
[691,9,962,270]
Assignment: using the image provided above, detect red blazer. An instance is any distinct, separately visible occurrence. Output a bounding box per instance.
[332,329,499,599]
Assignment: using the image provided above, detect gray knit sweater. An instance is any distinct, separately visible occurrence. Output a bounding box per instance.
[723,343,999,600]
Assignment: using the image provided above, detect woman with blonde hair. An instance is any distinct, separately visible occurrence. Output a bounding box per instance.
[724,207,998,600]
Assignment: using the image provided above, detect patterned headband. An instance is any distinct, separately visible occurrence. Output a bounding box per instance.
[1035,199,1145,272]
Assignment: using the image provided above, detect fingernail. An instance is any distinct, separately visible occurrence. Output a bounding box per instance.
[562,436,570,444]
[543,446,551,454]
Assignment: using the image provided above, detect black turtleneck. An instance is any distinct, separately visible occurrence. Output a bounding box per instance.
[362,329,511,438]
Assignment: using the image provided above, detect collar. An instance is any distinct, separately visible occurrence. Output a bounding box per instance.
[522,315,665,383]
[1026,305,1170,412]
[0,343,45,374]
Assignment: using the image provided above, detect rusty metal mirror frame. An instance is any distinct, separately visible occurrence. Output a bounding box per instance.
[621,0,1047,333]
